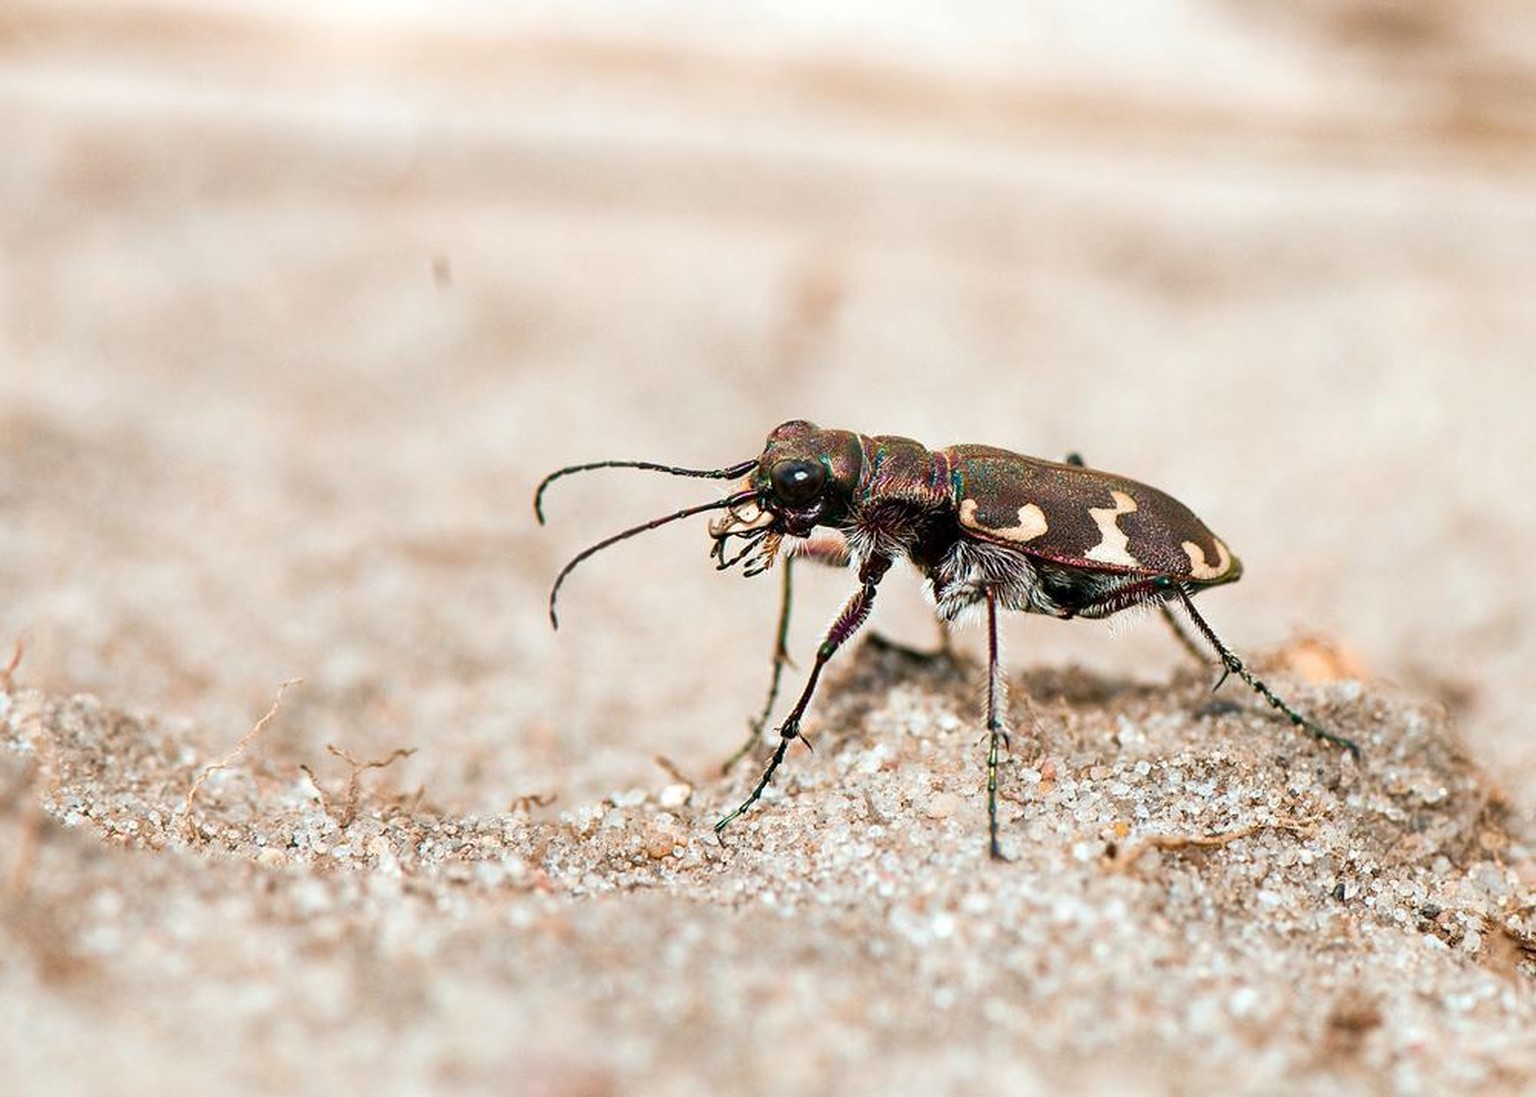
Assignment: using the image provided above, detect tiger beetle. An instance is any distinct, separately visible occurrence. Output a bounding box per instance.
[535,420,1359,860]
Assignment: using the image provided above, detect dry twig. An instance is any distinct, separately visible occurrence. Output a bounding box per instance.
[1105,817,1316,875]
[327,743,415,827]
[654,755,695,788]
[0,634,25,692]
[305,743,416,828]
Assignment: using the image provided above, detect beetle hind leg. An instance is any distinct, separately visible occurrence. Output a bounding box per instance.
[1169,586,1360,759]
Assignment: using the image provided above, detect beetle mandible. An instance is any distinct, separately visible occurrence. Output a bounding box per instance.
[535,420,1358,859]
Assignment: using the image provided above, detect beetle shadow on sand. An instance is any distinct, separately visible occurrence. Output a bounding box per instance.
[800,631,1169,754]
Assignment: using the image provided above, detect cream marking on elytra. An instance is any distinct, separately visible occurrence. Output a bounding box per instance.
[1084,490,1140,567]
[960,497,1048,542]
[1182,537,1232,580]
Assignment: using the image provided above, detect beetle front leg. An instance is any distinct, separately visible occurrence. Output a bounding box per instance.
[715,554,892,838]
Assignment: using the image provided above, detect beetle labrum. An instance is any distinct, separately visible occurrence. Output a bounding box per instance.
[535,420,1358,859]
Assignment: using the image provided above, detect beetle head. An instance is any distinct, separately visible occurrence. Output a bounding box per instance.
[702,420,861,572]
[747,420,862,536]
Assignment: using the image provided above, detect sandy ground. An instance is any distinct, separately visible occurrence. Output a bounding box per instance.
[3,2,1536,1093]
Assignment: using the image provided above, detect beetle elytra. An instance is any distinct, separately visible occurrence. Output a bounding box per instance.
[536,420,1358,859]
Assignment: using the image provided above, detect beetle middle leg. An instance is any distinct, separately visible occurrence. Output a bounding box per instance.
[984,586,1009,860]
[716,554,892,838]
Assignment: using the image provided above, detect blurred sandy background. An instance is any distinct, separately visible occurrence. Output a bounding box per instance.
[3,1,1536,1093]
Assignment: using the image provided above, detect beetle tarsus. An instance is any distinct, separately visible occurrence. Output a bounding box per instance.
[715,730,796,837]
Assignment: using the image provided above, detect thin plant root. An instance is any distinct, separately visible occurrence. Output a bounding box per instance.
[315,744,417,828]
[180,678,303,839]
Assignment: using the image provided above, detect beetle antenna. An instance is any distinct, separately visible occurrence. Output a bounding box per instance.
[548,489,758,629]
[535,458,757,524]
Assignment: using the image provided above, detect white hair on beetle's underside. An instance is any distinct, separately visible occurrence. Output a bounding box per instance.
[942,599,987,630]
[788,529,853,570]
[1104,594,1163,639]
[775,531,808,561]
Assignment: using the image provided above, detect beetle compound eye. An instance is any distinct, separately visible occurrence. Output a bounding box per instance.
[770,459,826,506]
